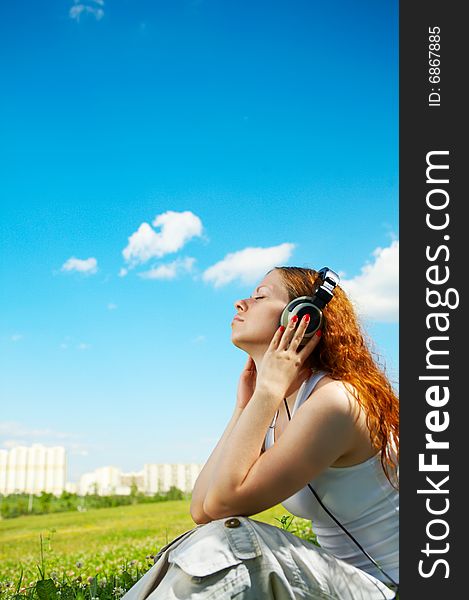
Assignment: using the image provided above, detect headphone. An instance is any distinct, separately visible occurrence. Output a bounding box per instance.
[279,267,340,343]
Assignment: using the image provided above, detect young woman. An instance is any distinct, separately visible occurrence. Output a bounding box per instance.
[123,266,399,600]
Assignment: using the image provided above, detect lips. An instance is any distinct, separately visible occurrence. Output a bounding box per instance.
[232,316,244,322]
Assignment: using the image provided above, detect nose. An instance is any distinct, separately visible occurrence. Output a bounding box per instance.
[234,298,248,313]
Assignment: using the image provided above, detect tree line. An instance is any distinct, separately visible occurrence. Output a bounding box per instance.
[0,484,190,519]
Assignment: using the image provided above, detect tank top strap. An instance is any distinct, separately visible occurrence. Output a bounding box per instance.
[292,370,328,415]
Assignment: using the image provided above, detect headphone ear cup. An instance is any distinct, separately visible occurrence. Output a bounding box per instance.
[279,305,291,328]
[279,299,323,342]
[298,306,322,338]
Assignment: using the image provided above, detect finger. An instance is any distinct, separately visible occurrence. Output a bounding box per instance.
[269,324,286,350]
[278,315,299,350]
[298,327,322,358]
[289,314,311,353]
[244,355,256,373]
[247,356,257,373]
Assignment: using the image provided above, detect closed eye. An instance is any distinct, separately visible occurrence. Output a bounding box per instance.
[254,296,265,300]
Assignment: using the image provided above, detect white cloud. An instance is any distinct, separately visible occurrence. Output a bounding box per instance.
[58,336,91,350]
[0,421,81,441]
[61,257,98,275]
[70,1,104,22]
[10,333,23,342]
[122,211,203,268]
[0,422,90,456]
[203,243,295,288]
[138,257,196,280]
[107,303,118,310]
[3,439,29,448]
[340,240,399,323]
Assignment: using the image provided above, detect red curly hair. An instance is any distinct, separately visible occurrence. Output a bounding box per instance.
[273,266,399,488]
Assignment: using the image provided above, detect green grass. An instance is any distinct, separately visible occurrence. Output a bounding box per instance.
[1,502,397,599]
[0,500,315,598]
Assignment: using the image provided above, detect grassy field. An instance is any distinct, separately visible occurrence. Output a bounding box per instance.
[0,503,398,599]
[0,500,311,598]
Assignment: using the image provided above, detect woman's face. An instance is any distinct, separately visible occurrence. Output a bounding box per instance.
[231,269,290,352]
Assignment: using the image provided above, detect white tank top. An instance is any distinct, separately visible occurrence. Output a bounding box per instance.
[264,370,399,585]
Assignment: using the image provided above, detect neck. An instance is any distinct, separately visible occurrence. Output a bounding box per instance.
[284,366,313,409]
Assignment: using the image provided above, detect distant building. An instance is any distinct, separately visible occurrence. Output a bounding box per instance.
[0,444,66,495]
[79,463,204,496]
[0,444,204,497]
[143,463,203,494]
[79,466,126,495]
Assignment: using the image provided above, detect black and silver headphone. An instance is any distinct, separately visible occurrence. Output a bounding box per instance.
[279,267,340,343]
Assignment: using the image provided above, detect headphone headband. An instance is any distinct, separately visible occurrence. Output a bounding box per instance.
[313,267,340,309]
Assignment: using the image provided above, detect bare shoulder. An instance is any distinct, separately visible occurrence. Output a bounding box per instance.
[286,375,362,451]
[306,374,378,465]
[308,375,363,418]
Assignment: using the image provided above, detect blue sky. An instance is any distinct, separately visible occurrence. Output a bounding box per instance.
[0,0,398,483]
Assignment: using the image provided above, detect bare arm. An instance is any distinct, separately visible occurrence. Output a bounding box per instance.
[202,382,355,520]
[191,356,259,524]
[202,317,351,519]
[190,405,245,524]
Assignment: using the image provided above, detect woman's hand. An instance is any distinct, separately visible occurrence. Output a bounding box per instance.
[236,356,257,409]
[255,314,322,399]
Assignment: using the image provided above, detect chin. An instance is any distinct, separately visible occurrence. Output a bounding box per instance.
[231,334,246,351]
[231,330,253,350]
[231,335,267,357]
